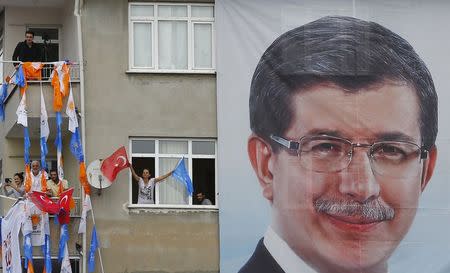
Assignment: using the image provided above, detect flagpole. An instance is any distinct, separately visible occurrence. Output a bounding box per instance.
[90,205,105,273]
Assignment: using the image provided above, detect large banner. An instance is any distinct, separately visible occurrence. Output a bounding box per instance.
[217,1,450,273]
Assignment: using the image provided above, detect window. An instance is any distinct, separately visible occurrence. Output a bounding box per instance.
[129,138,217,208]
[128,3,215,73]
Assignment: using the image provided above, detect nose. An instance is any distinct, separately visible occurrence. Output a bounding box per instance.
[338,149,380,203]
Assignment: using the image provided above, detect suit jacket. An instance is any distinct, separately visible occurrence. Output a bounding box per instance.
[239,238,285,273]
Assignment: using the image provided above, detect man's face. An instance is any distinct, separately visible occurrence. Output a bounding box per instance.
[25,33,34,44]
[250,82,437,273]
[196,193,205,202]
[50,171,58,182]
[31,162,40,175]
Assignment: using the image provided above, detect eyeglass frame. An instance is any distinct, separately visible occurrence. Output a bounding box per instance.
[269,134,428,173]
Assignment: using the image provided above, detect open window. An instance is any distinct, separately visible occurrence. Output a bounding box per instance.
[129,138,217,208]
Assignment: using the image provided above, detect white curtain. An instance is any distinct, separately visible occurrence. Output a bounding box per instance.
[158,140,189,204]
[158,21,188,69]
[133,22,152,67]
[194,23,212,69]
[159,157,189,204]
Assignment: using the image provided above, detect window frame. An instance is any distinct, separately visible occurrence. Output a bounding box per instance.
[128,138,218,209]
[128,2,215,74]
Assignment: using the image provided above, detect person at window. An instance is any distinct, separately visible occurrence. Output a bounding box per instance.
[3,172,25,198]
[130,164,174,204]
[46,169,69,198]
[196,192,212,205]
[30,160,45,192]
[12,30,42,68]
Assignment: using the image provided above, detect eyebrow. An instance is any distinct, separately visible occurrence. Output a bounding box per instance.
[302,129,418,143]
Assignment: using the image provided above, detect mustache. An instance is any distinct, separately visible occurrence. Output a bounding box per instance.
[314,198,395,222]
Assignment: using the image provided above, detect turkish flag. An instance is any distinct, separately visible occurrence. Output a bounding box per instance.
[100,146,130,182]
[58,188,74,225]
[29,191,60,214]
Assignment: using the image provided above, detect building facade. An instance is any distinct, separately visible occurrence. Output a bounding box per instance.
[0,0,218,272]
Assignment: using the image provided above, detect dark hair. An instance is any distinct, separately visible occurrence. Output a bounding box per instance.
[50,169,58,174]
[249,16,438,151]
[14,172,24,182]
[25,30,34,37]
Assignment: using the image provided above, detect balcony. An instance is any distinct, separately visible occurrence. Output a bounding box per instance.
[1,62,81,139]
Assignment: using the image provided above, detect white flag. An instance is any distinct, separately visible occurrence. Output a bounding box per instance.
[40,87,49,140]
[65,87,78,133]
[60,244,72,273]
[78,195,92,234]
[16,92,27,127]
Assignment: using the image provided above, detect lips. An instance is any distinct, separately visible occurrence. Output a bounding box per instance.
[324,213,383,232]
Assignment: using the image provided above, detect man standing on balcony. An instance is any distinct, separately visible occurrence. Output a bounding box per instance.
[46,169,69,198]
[12,30,42,68]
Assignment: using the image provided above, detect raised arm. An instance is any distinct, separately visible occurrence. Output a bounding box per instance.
[129,164,141,182]
[154,169,174,183]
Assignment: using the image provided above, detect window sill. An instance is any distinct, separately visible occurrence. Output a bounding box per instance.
[126,69,216,75]
[126,203,219,214]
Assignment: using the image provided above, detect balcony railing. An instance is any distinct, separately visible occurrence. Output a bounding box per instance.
[1,60,80,83]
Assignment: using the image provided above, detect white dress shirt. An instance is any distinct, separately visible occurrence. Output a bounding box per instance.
[264,226,317,273]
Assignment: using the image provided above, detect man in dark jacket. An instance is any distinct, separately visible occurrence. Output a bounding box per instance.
[241,16,438,273]
[12,30,42,68]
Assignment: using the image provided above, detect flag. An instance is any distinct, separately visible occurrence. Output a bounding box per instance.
[55,112,64,179]
[58,188,74,225]
[58,224,69,262]
[16,92,27,127]
[78,194,92,234]
[79,162,91,195]
[100,146,130,182]
[60,243,72,273]
[51,61,69,111]
[11,64,26,95]
[70,127,84,162]
[42,234,52,273]
[66,86,78,133]
[28,191,60,214]
[171,158,193,195]
[0,82,8,121]
[88,226,99,273]
[40,85,49,170]
[23,233,34,272]
[23,62,43,81]
[24,127,31,164]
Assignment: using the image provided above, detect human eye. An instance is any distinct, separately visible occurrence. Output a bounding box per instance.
[305,140,345,158]
[372,143,409,162]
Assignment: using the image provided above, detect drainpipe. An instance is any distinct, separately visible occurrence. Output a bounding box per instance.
[74,0,87,272]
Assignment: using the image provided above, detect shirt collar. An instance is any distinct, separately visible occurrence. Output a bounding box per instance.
[264,226,390,273]
[263,226,317,273]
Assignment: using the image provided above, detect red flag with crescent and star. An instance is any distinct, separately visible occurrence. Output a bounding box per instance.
[100,146,130,182]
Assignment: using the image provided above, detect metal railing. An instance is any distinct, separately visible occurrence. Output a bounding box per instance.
[0,60,80,83]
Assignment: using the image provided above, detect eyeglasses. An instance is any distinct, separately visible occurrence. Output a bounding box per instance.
[270,134,428,178]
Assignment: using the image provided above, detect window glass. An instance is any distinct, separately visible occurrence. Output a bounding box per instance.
[133,23,152,67]
[159,5,188,17]
[158,21,188,69]
[131,5,154,17]
[193,24,213,68]
[192,6,214,17]
[132,140,155,153]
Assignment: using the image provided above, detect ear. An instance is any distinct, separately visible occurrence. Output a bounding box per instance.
[421,145,437,192]
[248,134,275,202]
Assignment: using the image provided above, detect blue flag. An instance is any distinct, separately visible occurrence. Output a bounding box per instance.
[70,127,84,162]
[14,65,26,88]
[40,136,48,170]
[58,224,69,262]
[0,83,8,121]
[171,158,193,195]
[55,112,63,150]
[23,233,33,269]
[41,234,52,273]
[24,127,31,164]
[88,226,99,272]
